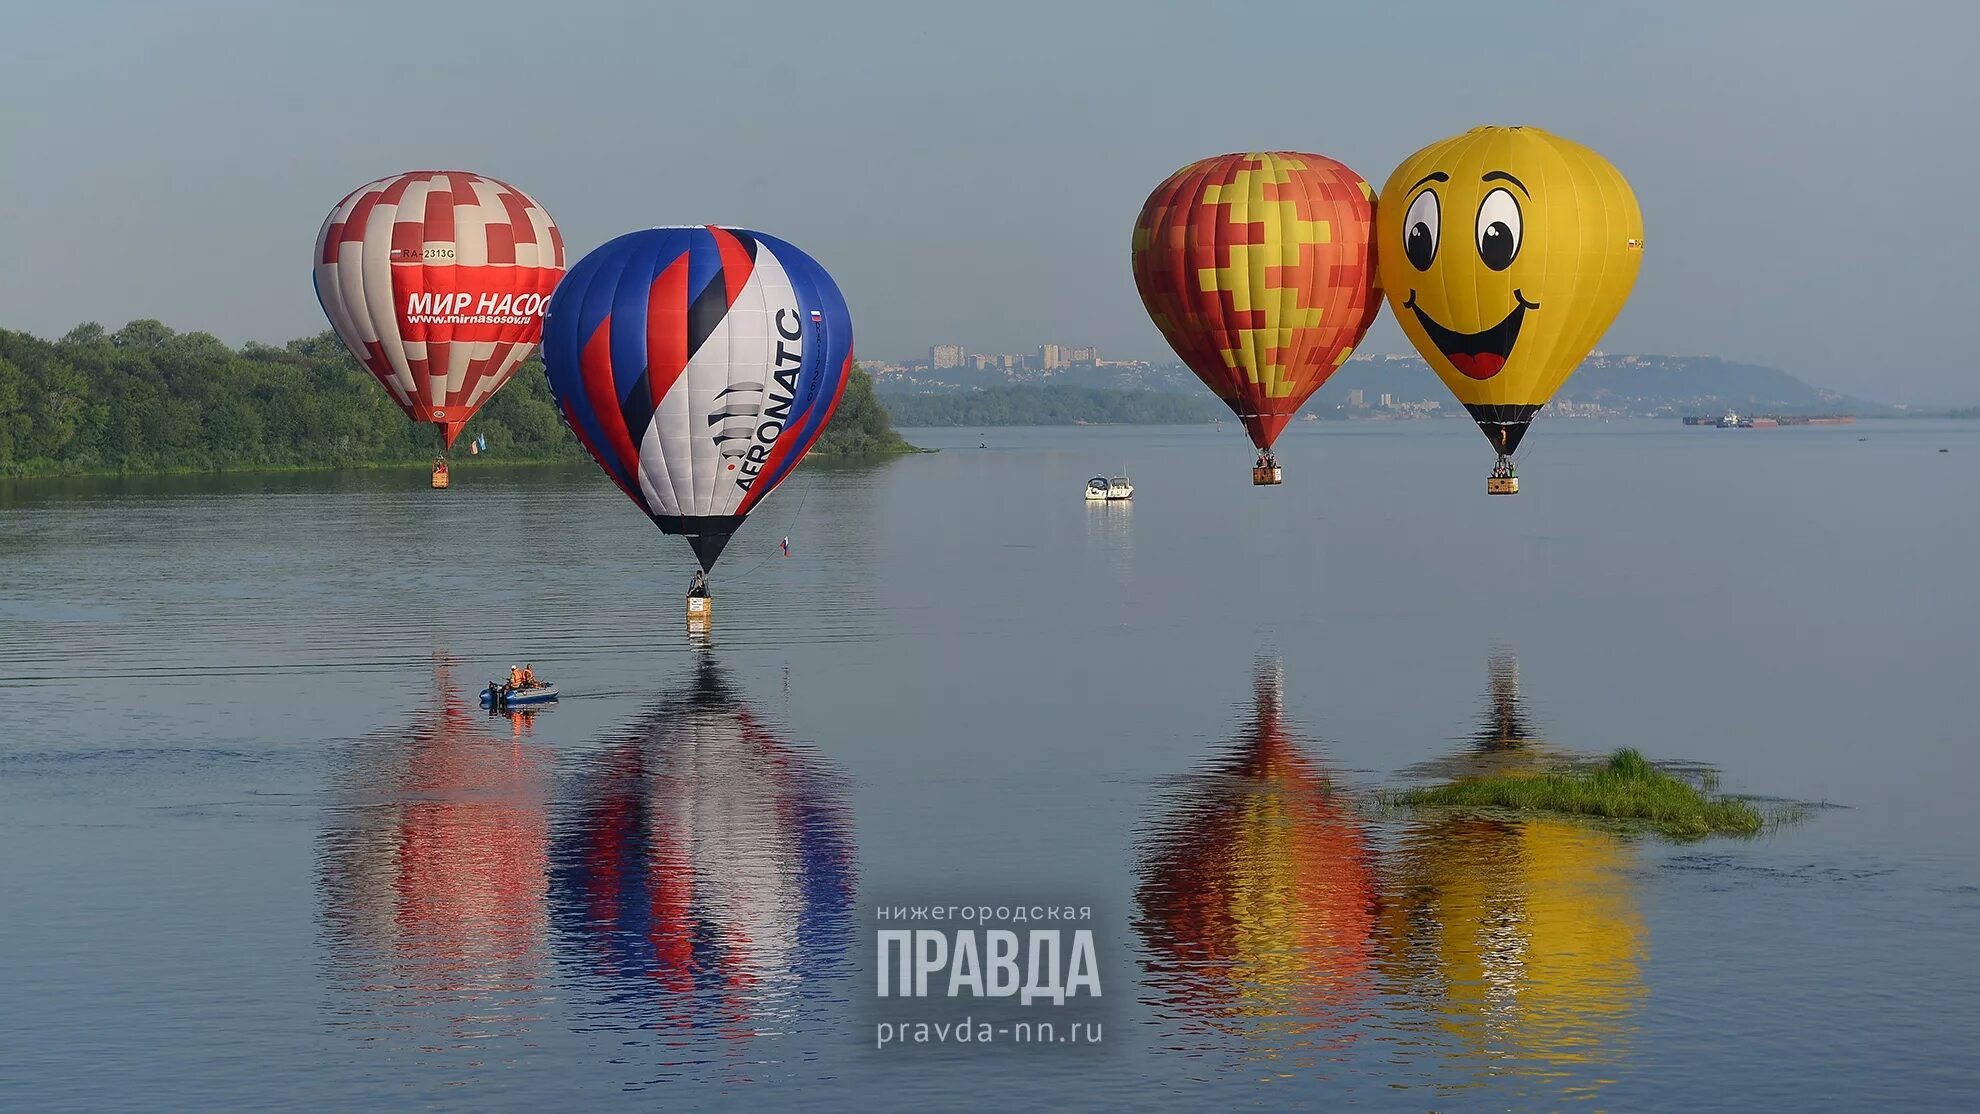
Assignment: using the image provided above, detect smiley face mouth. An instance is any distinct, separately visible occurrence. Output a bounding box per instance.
[1402,290,1540,380]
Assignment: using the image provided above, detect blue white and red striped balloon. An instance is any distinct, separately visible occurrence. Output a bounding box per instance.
[540,227,854,571]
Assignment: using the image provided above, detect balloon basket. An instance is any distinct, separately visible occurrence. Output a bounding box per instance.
[1487,476,1520,495]
[686,593,712,634]
[1252,465,1282,486]
[430,461,450,490]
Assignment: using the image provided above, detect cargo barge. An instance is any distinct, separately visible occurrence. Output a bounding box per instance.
[1682,414,1855,426]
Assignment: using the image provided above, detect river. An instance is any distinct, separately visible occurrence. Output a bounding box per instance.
[3,418,1975,1110]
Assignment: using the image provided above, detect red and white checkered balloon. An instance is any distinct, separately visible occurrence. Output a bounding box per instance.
[313,171,565,449]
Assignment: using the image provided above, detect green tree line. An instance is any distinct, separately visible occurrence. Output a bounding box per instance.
[0,321,913,477]
[879,384,1226,427]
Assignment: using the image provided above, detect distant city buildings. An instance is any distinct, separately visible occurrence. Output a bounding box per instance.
[1543,399,1624,418]
[914,342,1103,375]
[1036,344,1098,370]
[1347,389,1364,408]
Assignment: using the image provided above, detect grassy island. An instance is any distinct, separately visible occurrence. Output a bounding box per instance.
[1386,748,1783,840]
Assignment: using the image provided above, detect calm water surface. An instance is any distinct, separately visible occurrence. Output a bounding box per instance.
[4,419,1977,1110]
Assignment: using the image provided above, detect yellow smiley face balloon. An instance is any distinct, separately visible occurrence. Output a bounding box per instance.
[1377,127,1643,460]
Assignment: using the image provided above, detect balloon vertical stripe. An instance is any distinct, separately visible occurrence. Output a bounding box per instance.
[577,316,641,484]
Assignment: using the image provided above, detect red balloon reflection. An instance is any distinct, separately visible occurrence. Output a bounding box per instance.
[317,655,551,1054]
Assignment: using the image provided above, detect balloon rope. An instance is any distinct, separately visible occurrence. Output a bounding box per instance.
[715,473,815,587]
[1513,434,1541,466]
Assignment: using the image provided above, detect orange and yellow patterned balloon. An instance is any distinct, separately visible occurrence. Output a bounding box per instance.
[1132,152,1380,458]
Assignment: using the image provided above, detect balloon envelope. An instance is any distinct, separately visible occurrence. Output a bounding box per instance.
[1132,152,1380,452]
[314,171,565,448]
[540,227,854,571]
[1376,127,1643,455]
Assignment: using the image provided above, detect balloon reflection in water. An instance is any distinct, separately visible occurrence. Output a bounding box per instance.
[1478,647,1532,750]
[1379,650,1646,1097]
[1403,648,1558,787]
[492,703,550,742]
[549,658,856,1047]
[317,655,552,1054]
[1134,659,1378,1061]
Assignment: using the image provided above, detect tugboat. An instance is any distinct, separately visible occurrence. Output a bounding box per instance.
[1716,409,1751,428]
[1085,474,1133,501]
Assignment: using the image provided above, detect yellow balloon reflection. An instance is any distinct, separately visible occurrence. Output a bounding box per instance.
[1478,646,1531,750]
[316,654,551,1054]
[1135,660,1377,1063]
[1380,651,1647,1096]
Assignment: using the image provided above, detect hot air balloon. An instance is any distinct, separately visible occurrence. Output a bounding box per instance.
[540,226,854,594]
[313,171,565,466]
[1132,152,1380,484]
[1376,127,1643,494]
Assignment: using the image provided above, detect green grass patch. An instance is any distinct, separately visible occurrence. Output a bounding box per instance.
[1384,748,1784,840]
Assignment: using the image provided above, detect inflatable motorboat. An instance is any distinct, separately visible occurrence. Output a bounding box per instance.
[481,682,559,709]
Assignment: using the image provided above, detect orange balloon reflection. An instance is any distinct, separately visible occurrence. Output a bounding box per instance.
[317,654,551,1053]
[1134,660,1378,1061]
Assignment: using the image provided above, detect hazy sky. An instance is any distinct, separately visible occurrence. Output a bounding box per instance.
[1,2,1972,400]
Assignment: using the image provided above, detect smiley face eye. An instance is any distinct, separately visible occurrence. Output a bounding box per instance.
[1403,189,1439,271]
[1476,188,1522,271]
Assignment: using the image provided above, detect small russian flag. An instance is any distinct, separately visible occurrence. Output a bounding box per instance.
[809,309,823,323]
[780,536,791,557]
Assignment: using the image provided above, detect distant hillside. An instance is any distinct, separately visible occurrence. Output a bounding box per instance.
[1318,354,1879,415]
[876,354,1888,417]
